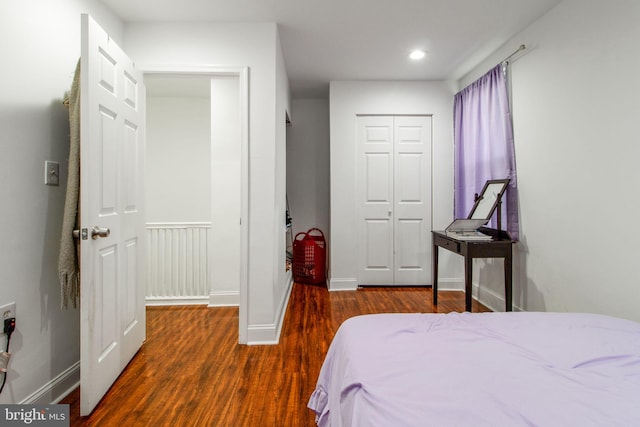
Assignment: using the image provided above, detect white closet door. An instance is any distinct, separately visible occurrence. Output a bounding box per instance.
[393,116,432,285]
[357,116,395,284]
[356,115,432,286]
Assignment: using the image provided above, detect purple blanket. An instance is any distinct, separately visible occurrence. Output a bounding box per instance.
[308,312,640,426]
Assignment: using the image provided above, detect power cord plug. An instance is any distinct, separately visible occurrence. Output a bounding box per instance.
[4,318,15,337]
[0,317,15,394]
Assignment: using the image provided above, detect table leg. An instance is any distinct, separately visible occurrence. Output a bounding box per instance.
[465,255,473,312]
[432,243,439,306]
[505,247,513,311]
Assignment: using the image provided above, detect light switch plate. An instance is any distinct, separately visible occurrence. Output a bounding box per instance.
[45,160,60,186]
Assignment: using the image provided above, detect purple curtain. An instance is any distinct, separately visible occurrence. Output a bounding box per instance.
[454,64,519,240]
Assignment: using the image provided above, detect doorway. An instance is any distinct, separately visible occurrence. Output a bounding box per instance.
[145,75,212,304]
[142,67,249,342]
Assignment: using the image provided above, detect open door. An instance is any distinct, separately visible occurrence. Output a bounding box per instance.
[79,14,146,415]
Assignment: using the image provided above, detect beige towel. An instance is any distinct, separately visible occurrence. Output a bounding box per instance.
[58,59,81,309]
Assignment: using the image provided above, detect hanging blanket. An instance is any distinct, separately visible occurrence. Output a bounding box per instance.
[58,59,81,309]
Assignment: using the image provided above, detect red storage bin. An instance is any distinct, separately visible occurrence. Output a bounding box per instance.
[293,228,326,285]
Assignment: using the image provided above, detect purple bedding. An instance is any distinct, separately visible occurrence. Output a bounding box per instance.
[308,312,640,426]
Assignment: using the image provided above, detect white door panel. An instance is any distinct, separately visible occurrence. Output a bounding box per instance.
[396,219,423,268]
[395,153,424,202]
[364,219,393,270]
[365,153,392,202]
[357,115,432,286]
[357,117,394,284]
[395,219,426,285]
[394,116,431,285]
[80,14,146,415]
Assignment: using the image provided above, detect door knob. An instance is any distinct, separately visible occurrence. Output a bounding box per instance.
[91,226,111,240]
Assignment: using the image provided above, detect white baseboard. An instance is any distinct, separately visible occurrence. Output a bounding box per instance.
[328,277,358,291]
[208,290,240,307]
[329,278,463,292]
[438,277,521,312]
[246,273,293,345]
[474,283,521,312]
[246,323,280,345]
[22,362,80,405]
[145,297,209,306]
[435,277,463,291]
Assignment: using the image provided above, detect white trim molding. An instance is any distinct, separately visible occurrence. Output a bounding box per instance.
[209,291,240,307]
[247,273,293,345]
[146,296,209,306]
[24,362,80,405]
[140,64,250,344]
[436,277,464,291]
[328,277,358,291]
[474,282,522,313]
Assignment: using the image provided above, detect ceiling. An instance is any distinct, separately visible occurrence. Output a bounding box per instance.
[100,0,563,98]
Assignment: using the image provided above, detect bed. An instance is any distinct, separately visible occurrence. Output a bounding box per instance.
[308,312,640,426]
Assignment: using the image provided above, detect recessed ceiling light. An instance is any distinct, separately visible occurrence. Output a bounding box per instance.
[409,50,426,60]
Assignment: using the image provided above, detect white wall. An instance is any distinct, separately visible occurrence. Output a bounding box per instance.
[287,99,330,242]
[458,0,640,321]
[0,1,123,404]
[124,22,290,342]
[211,77,242,303]
[329,81,457,290]
[146,96,211,222]
[272,30,293,338]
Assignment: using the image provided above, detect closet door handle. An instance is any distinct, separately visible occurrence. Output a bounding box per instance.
[91,226,111,240]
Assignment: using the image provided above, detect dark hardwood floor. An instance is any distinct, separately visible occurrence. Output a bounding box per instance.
[62,284,489,426]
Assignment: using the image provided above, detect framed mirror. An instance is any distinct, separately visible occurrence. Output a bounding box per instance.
[467,179,510,221]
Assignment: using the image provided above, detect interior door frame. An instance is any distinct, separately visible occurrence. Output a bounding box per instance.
[141,65,250,343]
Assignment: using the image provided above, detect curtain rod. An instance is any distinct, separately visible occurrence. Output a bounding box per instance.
[502,44,526,64]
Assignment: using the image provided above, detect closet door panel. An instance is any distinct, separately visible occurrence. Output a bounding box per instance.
[363,219,393,269]
[365,153,392,203]
[394,116,432,285]
[396,219,423,267]
[357,116,394,284]
[396,153,424,202]
[356,115,432,286]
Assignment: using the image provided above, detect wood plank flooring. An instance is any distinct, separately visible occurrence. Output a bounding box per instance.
[62,284,489,426]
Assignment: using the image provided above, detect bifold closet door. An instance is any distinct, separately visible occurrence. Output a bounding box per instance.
[356,115,432,286]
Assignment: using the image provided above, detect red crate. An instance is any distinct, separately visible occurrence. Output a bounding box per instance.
[293,228,326,285]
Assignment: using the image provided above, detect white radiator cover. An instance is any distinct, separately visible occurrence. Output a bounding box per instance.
[146,222,211,305]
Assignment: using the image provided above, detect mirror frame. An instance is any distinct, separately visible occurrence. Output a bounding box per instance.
[467,179,510,221]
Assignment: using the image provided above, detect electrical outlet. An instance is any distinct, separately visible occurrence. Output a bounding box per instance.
[0,303,15,333]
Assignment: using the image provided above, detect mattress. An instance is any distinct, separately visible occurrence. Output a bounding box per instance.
[308,312,640,426]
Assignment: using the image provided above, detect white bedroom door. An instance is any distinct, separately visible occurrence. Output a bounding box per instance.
[79,14,146,415]
[356,115,432,286]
